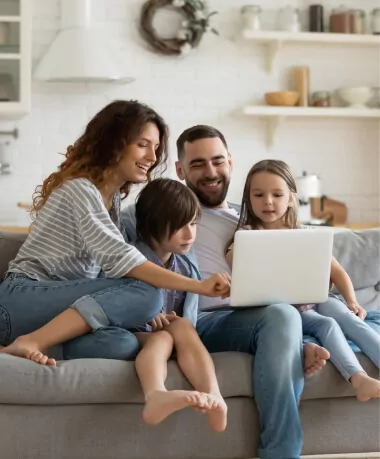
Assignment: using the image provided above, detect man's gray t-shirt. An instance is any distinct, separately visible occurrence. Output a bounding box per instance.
[195,207,239,310]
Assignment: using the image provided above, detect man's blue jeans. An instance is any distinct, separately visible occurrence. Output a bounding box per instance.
[197,304,304,459]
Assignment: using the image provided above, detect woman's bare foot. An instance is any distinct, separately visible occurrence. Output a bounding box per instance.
[204,393,228,432]
[0,336,56,366]
[142,390,207,425]
[304,342,330,375]
[351,372,380,402]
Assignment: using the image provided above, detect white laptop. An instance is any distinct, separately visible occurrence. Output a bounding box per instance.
[228,228,334,307]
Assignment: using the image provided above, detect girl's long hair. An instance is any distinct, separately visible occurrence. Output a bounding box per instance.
[226,160,299,252]
[31,100,169,219]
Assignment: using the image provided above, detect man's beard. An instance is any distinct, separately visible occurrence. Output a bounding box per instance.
[186,177,230,208]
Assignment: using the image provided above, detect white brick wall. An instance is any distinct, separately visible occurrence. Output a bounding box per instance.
[0,0,379,226]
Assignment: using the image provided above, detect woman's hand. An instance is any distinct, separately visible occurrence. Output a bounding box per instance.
[149,311,178,331]
[197,273,231,298]
[347,301,367,320]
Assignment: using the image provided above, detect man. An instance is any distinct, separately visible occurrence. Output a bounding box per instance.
[174,125,329,459]
[121,125,329,459]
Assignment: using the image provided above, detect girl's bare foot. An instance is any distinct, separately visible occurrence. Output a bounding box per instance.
[0,336,56,366]
[142,390,207,425]
[204,393,228,432]
[304,343,330,375]
[351,372,380,402]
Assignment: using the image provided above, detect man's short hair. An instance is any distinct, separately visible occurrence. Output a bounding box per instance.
[176,125,228,161]
[136,178,200,246]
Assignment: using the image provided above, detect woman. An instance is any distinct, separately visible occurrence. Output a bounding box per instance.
[0,100,230,365]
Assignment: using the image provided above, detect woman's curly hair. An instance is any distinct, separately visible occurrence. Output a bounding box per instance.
[31,100,169,219]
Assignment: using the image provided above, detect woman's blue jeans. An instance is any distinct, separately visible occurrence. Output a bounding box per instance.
[0,274,162,360]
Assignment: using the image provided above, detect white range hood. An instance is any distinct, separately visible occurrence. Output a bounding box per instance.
[33,0,134,83]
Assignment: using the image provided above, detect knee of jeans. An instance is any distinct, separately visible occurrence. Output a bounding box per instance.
[318,315,339,331]
[265,303,302,330]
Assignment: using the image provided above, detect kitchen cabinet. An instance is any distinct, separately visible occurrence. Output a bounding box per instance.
[0,0,31,119]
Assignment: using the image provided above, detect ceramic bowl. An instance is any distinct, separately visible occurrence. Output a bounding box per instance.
[265,91,300,107]
[337,86,373,108]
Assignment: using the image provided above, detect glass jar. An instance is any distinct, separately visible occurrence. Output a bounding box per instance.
[241,5,262,33]
[330,5,351,33]
[312,91,331,107]
[371,8,380,35]
[278,6,301,33]
[350,9,366,34]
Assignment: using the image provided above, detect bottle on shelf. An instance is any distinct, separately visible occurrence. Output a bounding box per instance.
[350,9,366,34]
[371,8,380,35]
[293,66,310,107]
[309,4,324,32]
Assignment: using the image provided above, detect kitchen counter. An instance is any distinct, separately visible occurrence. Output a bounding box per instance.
[0,225,30,234]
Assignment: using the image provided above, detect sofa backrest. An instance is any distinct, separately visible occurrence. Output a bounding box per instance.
[0,229,378,310]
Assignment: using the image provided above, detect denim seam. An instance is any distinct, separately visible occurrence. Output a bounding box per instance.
[6,278,140,291]
[88,281,141,300]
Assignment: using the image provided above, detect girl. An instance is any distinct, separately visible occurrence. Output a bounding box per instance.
[131,178,227,432]
[0,100,230,369]
[226,159,380,402]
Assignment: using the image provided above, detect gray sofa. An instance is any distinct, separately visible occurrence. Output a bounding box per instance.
[0,229,379,459]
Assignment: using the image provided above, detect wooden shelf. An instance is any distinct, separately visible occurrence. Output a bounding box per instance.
[241,30,380,72]
[243,106,380,147]
[243,106,380,119]
[0,16,21,22]
[0,53,20,60]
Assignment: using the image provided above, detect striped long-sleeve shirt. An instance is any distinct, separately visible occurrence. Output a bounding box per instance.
[6,178,146,281]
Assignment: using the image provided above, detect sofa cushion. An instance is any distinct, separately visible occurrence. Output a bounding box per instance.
[0,352,378,405]
[0,231,27,280]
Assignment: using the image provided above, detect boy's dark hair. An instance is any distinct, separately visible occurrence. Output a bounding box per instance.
[136,178,201,246]
[176,125,228,161]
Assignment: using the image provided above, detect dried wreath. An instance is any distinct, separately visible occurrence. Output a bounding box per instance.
[140,0,218,56]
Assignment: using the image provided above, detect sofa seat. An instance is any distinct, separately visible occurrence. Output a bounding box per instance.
[1,351,378,406]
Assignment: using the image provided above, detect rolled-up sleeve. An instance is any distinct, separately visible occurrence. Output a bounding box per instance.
[70,180,146,278]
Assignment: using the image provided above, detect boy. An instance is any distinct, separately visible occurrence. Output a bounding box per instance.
[132,178,227,432]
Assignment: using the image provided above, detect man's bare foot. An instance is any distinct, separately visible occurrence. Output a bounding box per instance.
[0,336,56,366]
[204,393,228,432]
[351,372,380,402]
[142,390,207,425]
[304,342,330,375]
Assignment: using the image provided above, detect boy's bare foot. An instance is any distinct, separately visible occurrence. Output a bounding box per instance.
[0,336,56,366]
[304,343,330,375]
[351,372,380,402]
[143,390,207,425]
[204,393,228,432]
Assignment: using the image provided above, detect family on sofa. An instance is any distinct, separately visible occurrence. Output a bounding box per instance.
[0,100,379,459]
